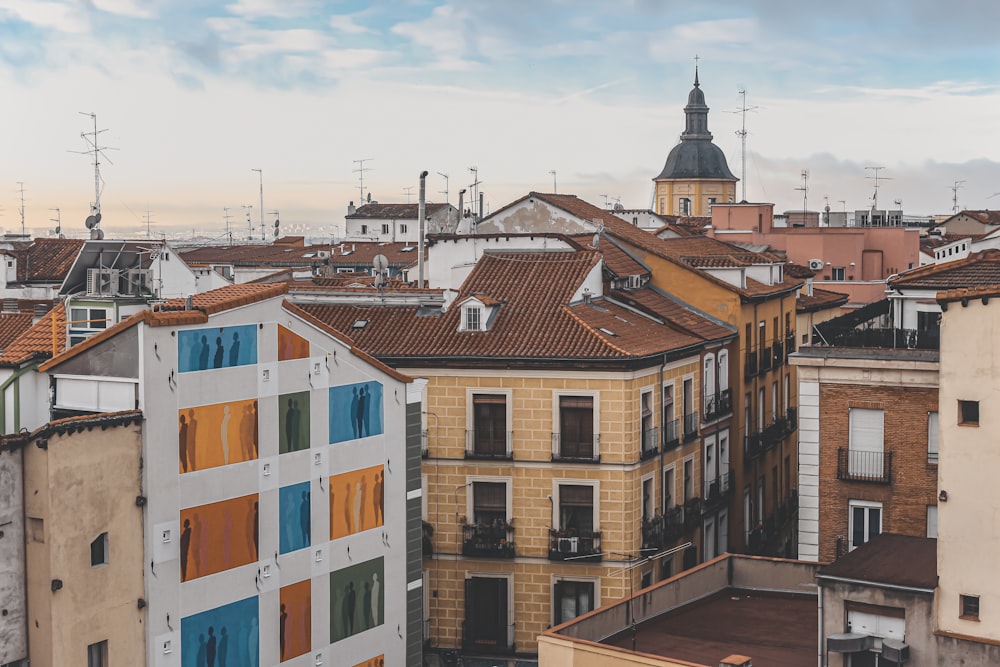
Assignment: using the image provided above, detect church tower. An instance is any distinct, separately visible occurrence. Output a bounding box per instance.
[653,67,738,217]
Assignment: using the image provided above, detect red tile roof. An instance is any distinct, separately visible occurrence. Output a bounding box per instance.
[890,249,1000,290]
[4,238,85,283]
[570,234,648,278]
[346,202,451,219]
[0,305,65,367]
[180,241,420,270]
[797,287,849,313]
[0,313,34,352]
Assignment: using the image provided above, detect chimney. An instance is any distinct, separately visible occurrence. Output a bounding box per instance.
[479,192,484,222]
[418,170,428,288]
[719,655,752,667]
[458,189,466,220]
[347,200,356,216]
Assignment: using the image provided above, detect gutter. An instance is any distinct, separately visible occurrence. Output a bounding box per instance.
[816,574,935,595]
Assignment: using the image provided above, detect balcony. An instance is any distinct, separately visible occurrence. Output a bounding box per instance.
[462,519,516,558]
[548,529,602,562]
[683,412,698,441]
[465,429,513,460]
[462,621,516,655]
[837,448,893,484]
[744,350,758,380]
[640,427,659,460]
[551,433,600,463]
[422,520,434,557]
[772,340,784,368]
[758,346,773,373]
[663,418,681,450]
[704,471,733,509]
[785,332,796,361]
[703,388,733,422]
[642,506,684,549]
[744,433,762,463]
[683,498,703,532]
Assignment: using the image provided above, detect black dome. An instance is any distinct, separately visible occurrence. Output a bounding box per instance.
[657,141,736,180]
[687,84,705,106]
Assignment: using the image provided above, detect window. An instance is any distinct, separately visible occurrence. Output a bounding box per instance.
[663,384,675,442]
[472,394,508,457]
[642,476,654,521]
[662,466,675,510]
[682,378,695,437]
[554,580,595,625]
[465,306,482,331]
[360,224,368,235]
[849,500,882,550]
[400,223,408,234]
[558,484,595,534]
[707,197,717,213]
[640,390,654,452]
[472,482,507,525]
[557,396,596,460]
[90,532,108,567]
[683,459,694,503]
[69,307,109,345]
[381,223,389,235]
[87,640,108,667]
[743,486,751,545]
[757,476,765,524]
[679,198,691,215]
[832,267,845,280]
[927,505,938,538]
[848,408,885,478]
[718,350,729,392]
[959,400,979,426]
[928,411,939,463]
[961,594,980,621]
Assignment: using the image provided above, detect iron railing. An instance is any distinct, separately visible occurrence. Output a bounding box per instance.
[465,429,513,460]
[641,426,659,459]
[683,412,698,441]
[837,448,893,484]
[551,433,600,462]
[462,520,516,558]
[703,388,733,422]
[548,529,602,562]
[663,418,681,449]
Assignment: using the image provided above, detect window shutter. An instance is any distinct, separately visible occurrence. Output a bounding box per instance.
[849,408,884,453]
[559,485,593,507]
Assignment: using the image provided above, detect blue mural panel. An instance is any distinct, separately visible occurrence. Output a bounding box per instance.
[178,324,258,373]
[182,596,259,667]
[329,381,384,444]
[279,481,311,554]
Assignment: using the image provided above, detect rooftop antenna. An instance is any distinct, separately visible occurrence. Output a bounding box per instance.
[600,194,611,209]
[241,204,254,241]
[794,169,809,213]
[71,112,116,237]
[951,180,965,214]
[403,186,414,204]
[223,207,233,244]
[468,166,480,220]
[729,88,759,203]
[144,206,154,238]
[251,168,264,241]
[16,181,25,236]
[436,172,449,207]
[49,207,61,237]
[549,170,557,194]
[353,158,373,204]
[865,166,891,215]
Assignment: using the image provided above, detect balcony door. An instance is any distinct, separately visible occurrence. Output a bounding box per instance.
[848,408,884,478]
[559,396,594,459]
[473,394,507,457]
[465,576,509,651]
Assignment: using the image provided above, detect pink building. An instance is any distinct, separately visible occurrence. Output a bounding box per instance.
[707,203,920,305]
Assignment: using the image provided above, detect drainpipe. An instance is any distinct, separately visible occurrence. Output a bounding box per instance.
[418,171,428,288]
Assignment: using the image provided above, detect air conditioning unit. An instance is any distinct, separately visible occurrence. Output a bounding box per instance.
[808,259,824,271]
[557,537,579,554]
[86,268,120,296]
[121,268,152,295]
[317,250,331,260]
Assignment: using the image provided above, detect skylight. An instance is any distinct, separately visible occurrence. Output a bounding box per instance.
[352,319,369,329]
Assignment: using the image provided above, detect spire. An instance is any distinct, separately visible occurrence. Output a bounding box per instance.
[694,54,700,87]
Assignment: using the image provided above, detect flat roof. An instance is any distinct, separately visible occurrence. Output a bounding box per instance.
[603,588,817,667]
[819,534,937,591]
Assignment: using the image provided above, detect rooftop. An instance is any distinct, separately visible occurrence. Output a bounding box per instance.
[890,249,1000,290]
[0,304,65,367]
[179,240,420,268]
[818,534,937,591]
[4,238,86,284]
[346,202,452,219]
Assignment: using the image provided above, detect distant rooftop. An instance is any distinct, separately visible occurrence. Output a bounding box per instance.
[819,534,937,591]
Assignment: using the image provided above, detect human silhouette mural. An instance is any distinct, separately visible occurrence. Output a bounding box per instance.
[328,381,384,444]
[279,481,311,554]
[181,595,257,667]
[178,399,258,473]
[330,557,384,644]
[178,324,258,373]
[180,493,259,582]
[353,656,385,667]
[329,465,384,540]
[278,391,310,454]
[277,324,310,361]
[279,579,311,661]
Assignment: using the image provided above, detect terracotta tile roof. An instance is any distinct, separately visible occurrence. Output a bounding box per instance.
[180,241,420,270]
[3,238,86,283]
[935,210,1000,229]
[0,304,65,367]
[346,203,451,219]
[570,234,649,277]
[0,409,143,451]
[784,263,816,279]
[295,251,732,364]
[936,283,1000,304]
[819,534,937,590]
[797,287,849,313]
[0,313,34,351]
[608,288,736,342]
[890,249,1000,290]
[654,222,706,238]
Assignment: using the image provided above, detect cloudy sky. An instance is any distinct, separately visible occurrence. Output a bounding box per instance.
[1,0,999,239]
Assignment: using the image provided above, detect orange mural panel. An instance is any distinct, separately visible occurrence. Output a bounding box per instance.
[278,324,310,361]
[353,656,384,667]
[329,465,384,540]
[180,493,259,582]
[178,398,258,473]
[280,579,312,662]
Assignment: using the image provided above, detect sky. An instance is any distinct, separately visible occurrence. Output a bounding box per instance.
[2,0,1000,240]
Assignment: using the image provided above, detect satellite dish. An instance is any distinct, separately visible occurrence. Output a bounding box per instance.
[94,212,102,224]
[274,219,280,228]
[373,254,389,272]
[85,215,97,229]
[90,228,104,240]
[54,226,61,235]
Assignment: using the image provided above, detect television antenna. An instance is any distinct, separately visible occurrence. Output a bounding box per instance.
[951,180,965,213]
[16,181,25,236]
[241,204,254,240]
[865,166,892,214]
[403,186,414,204]
[144,207,154,238]
[49,208,61,236]
[468,166,481,220]
[223,207,234,244]
[353,158,373,204]
[728,88,759,203]
[70,112,117,237]
[437,172,449,207]
[549,170,557,194]
[794,169,809,213]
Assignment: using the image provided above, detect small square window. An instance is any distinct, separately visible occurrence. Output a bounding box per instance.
[961,594,980,620]
[959,400,979,426]
[832,267,845,281]
[90,532,108,567]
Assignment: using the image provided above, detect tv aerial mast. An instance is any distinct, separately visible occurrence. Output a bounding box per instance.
[71,112,117,239]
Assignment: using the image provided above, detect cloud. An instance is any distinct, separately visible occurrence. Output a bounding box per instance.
[92,0,157,19]
[0,0,89,33]
[328,12,374,35]
[224,0,319,20]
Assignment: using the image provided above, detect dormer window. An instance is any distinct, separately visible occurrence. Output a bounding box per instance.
[466,306,482,331]
[459,296,497,332]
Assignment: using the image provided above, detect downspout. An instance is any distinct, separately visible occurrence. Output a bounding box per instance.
[417,171,428,288]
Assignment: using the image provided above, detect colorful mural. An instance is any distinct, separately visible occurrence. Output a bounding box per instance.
[179,399,258,473]
[279,482,311,555]
[279,580,311,662]
[178,324,258,373]
[180,494,259,582]
[329,381,384,444]
[330,557,384,644]
[352,656,385,667]
[278,324,310,361]
[181,595,258,667]
[278,391,311,454]
[329,465,384,540]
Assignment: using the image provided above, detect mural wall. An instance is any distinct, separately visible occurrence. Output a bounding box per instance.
[353,656,385,667]
[330,557,384,644]
[178,324,258,373]
[279,580,311,662]
[180,494,259,582]
[329,465,384,541]
[181,596,258,667]
[178,399,258,473]
[278,482,311,555]
[278,324,310,361]
[278,391,310,454]
[329,381,384,444]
